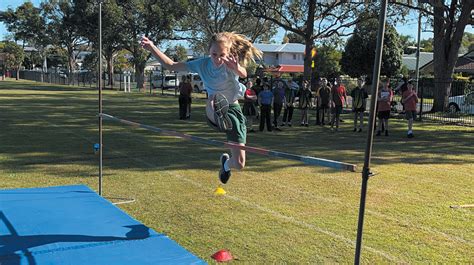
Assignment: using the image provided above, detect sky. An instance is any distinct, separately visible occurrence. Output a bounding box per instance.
[1,0,472,46]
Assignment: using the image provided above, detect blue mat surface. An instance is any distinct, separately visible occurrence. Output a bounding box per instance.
[0,185,205,265]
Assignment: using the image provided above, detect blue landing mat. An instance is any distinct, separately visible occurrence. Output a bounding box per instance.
[0,185,206,265]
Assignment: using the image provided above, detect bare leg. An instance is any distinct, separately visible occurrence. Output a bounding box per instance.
[229,144,245,170]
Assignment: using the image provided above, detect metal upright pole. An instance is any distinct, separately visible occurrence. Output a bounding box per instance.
[98,0,103,196]
[415,7,422,93]
[354,1,388,264]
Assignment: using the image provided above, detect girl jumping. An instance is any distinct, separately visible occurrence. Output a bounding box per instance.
[141,32,262,184]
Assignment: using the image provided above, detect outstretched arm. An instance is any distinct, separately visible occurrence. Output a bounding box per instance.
[141,36,187,72]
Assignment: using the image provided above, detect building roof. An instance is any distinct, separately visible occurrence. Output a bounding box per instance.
[453,50,474,74]
[419,50,473,74]
[254,43,305,53]
[402,52,433,71]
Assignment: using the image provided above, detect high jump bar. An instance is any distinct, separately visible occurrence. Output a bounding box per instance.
[100,113,357,172]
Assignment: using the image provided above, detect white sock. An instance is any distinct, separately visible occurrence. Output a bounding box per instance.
[224,159,230,172]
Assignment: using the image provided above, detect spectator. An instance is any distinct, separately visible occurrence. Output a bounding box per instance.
[376,79,393,136]
[330,76,347,131]
[318,78,331,126]
[242,81,258,133]
[299,80,313,126]
[282,79,298,127]
[351,77,368,132]
[252,77,263,96]
[258,83,273,132]
[178,75,192,120]
[272,80,286,131]
[401,81,419,138]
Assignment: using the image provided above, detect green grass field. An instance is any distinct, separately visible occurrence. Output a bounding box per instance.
[1,79,473,263]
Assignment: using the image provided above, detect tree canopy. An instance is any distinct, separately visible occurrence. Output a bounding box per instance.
[341,15,403,80]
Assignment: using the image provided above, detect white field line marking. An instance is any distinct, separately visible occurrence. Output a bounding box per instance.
[38,117,402,262]
[122,151,403,263]
[39,117,472,260]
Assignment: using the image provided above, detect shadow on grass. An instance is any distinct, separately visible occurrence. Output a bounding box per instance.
[1,80,473,178]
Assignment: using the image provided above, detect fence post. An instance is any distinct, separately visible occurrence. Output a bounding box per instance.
[150,72,153,95]
[175,73,178,96]
[419,80,423,121]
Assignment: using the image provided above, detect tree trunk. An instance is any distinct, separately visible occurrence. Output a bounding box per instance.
[15,68,19,80]
[135,65,145,90]
[430,0,473,112]
[68,53,75,85]
[107,56,114,89]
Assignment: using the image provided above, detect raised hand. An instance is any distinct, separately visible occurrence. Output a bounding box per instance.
[140,36,154,51]
[222,54,239,72]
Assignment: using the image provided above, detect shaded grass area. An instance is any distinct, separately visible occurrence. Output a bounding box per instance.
[0,79,473,263]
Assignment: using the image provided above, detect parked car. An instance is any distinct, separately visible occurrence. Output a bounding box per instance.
[151,74,179,89]
[189,73,205,93]
[448,91,474,114]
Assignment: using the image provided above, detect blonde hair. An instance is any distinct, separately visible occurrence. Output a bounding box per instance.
[209,32,263,67]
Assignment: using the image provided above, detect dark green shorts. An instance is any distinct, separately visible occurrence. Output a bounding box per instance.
[226,103,247,144]
[207,103,247,144]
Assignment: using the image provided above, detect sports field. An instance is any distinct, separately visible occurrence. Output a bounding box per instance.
[1,79,473,263]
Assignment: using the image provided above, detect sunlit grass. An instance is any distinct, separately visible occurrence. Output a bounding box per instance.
[0,79,473,263]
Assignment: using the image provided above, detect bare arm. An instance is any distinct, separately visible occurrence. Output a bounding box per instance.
[141,36,187,72]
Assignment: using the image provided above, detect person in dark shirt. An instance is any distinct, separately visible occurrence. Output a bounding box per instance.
[298,80,313,127]
[318,78,331,126]
[350,77,368,132]
[178,75,192,120]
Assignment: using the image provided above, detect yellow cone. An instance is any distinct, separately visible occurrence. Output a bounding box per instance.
[214,186,226,196]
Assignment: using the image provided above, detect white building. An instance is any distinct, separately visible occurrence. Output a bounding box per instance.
[253,43,305,73]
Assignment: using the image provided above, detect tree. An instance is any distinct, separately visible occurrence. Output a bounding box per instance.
[286,32,305,44]
[0,2,50,80]
[75,0,127,88]
[114,49,133,73]
[396,0,474,112]
[2,41,24,80]
[177,0,277,54]
[236,1,407,80]
[0,3,43,46]
[42,0,86,79]
[165,44,188,62]
[116,0,187,89]
[313,43,342,80]
[341,15,403,81]
[420,38,433,52]
[399,34,417,54]
[460,32,474,53]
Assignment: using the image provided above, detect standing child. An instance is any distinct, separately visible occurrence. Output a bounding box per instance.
[141,32,262,184]
[298,80,313,126]
[242,81,257,133]
[318,78,331,125]
[401,81,418,138]
[258,83,273,132]
[330,77,347,131]
[282,80,298,127]
[376,79,393,136]
[350,77,368,132]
